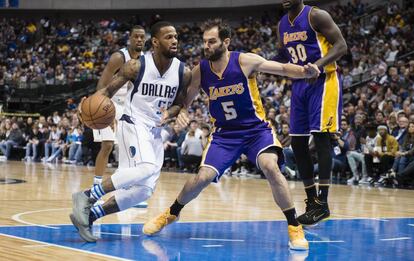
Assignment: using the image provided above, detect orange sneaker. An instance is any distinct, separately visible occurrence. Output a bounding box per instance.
[142,208,179,235]
[288,225,309,251]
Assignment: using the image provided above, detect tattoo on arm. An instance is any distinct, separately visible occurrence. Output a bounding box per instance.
[99,60,139,98]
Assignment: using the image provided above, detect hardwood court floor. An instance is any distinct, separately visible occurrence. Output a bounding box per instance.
[1,161,414,260]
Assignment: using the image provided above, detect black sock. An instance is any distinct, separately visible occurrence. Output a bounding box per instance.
[283,208,299,226]
[89,211,97,225]
[305,184,318,200]
[170,199,185,216]
[318,184,329,202]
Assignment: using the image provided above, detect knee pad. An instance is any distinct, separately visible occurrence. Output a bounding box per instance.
[115,185,153,211]
[111,162,158,190]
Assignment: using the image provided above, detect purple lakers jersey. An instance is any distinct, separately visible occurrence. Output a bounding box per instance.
[279,5,336,73]
[200,52,266,129]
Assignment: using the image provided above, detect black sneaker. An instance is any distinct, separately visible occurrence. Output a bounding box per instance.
[297,199,330,226]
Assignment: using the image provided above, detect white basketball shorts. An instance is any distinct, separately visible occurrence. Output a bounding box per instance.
[116,116,164,189]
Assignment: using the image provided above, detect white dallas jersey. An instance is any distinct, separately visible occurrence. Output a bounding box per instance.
[112,48,143,106]
[122,52,184,127]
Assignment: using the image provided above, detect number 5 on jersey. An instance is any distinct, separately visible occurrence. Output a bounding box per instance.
[221,101,237,120]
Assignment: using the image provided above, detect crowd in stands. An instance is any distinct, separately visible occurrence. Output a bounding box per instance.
[1,0,414,188]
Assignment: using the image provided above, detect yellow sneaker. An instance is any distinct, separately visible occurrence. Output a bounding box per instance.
[142,208,179,235]
[288,225,309,251]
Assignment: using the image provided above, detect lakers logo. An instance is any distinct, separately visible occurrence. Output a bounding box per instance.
[209,83,245,101]
[283,31,308,45]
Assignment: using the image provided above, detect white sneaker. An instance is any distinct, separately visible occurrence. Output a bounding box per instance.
[359,176,369,184]
[239,167,248,176]
[347,176,357,184]
[133,201,148,208]
[231,168,241,175]
[285,166,296,179]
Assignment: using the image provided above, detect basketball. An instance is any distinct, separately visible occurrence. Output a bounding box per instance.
[80,94,115,129]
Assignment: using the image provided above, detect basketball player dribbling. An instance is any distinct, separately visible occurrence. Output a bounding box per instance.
[90,26,145,208]
[277,0,347,225]
[70,21,192,242]
[143,19,320,251]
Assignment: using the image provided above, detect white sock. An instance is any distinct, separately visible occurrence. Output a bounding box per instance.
[94,176,103,185]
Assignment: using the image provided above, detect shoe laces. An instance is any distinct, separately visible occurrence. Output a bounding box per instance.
[289,226,304,240]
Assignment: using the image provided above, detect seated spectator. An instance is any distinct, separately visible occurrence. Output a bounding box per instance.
[331,131,350,177]
[391,122,414,176]
[44,124,61,161]
[0,122,24,160]
[200,124,211,149]
[392,116,408,145]
[347,116,369,184]
[277,122,291,148]
[164,123,186,169]
[364,125,380,183]
[276,123,295,178]
[373,125,398,181]
[181,127,203,172]
[65,127,83,164]
[24,126,42,162]
[46,126,68,162]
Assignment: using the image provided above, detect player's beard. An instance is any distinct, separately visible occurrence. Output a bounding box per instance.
[205,43,225,61]
[162,48,177,59]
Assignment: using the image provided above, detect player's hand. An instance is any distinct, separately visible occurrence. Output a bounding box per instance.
[176,108,190,128]
[158,107,169,126]
[304,63,320,79]
[77,96,87,124]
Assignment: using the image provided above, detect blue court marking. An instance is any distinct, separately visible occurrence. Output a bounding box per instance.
[1,218,414,260]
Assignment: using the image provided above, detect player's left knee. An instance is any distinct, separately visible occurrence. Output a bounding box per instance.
[260,160,280,176]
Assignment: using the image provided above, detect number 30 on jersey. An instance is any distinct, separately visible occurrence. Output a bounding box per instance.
[287,44,307,64]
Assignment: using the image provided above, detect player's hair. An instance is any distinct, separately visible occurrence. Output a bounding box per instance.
[150,21,174,38]
[131,25,144,32]
[202,18,231,41]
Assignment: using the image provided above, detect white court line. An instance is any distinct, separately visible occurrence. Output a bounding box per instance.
[308,240,345,243]
[11,208,71,229]
[0,233,132,261]
[190,237,244,242]
[202,245,223,248]
[380,237,411,241]
[96,232,141,237]
[22,244,51,248]
[332,213,389,222]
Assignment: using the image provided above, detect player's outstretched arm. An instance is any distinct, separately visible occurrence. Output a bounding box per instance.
[240,53,320,79]
[96,52,125,90]
[310,8,347,69]
[96,59,140,98]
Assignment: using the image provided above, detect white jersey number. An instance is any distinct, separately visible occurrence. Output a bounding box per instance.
[287,44,307,64]
[221,101,237,120]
